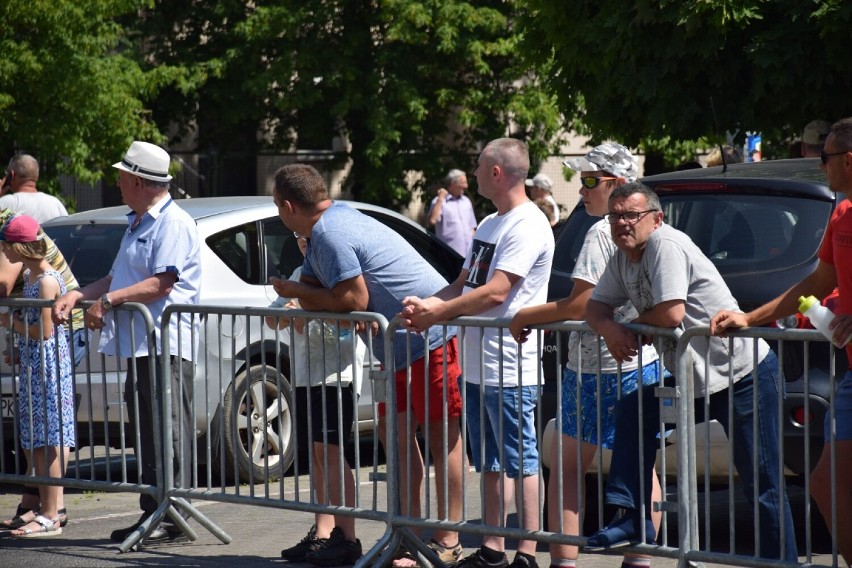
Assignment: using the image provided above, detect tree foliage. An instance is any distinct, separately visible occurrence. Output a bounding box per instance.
[0,0,193,201]
[519,0,852,154]
[138,0,564,208]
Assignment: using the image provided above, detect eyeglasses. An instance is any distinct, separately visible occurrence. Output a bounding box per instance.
[293,231,307,241]
[580,176,618,189]
[605,209,658,225]
[820,150,848,164]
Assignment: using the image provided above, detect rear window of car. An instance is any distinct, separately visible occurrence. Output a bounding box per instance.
[43,224,125,287]
[553,190,834,278]
[659,192,831,275]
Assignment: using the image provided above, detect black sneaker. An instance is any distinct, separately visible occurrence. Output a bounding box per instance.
[508,553,539,568]
[452,548,509,568]
[305,528,362,567]
[281,524,328,562]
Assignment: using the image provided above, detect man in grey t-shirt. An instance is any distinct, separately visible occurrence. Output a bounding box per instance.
[583,183,797,561]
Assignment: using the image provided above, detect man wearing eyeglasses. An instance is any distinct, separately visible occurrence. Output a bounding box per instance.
[585,183,797,561]
[713,117,852,564]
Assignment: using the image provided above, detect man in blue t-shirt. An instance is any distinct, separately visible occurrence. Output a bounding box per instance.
[270,164,466,566]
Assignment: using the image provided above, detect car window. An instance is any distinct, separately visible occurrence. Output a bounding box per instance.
[658,193,829,275]
[42,224,125,287]
[262,217,303,280]
[207,222,263,284]
[553,190,833,279]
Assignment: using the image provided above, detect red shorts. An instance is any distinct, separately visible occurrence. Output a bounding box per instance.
[379,337,463,423]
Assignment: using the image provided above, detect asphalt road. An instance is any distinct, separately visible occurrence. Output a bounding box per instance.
[0,454,839,567]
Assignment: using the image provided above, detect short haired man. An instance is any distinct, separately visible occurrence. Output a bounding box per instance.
[428,168,477,257]
[525,173,559,226]
[53,141,201,545]
[801,119,832,158]
[713,117,852,564]
[270,164,465,567]
[584,183,797,561]
[0,154,68,223]
[402,138,554,568]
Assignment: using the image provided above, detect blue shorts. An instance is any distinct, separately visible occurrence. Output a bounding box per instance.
[562,363,662,449]
[826,369,852,441]
[464,382,539,478]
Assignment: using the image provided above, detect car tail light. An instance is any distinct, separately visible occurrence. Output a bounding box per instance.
[791,406,813,427]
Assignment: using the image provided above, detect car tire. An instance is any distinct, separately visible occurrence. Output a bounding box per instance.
[222,364,294,483]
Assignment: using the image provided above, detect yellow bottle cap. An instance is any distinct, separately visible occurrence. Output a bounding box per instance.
[797,295,819,314]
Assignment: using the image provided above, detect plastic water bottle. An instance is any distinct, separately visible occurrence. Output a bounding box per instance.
[797,295,849,347]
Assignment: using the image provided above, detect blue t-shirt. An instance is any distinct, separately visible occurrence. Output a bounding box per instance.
[301,202,453,369]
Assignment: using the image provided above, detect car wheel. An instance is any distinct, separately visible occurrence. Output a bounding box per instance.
[222,364,294,483]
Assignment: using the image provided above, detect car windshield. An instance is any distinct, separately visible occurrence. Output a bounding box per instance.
[553,190,834,277]
[43,223,125,286]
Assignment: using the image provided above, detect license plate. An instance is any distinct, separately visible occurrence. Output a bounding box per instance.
[1,396,14,419]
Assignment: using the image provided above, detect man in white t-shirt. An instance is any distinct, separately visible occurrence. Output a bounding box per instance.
[401,138,554,568]
[0,154,68,223]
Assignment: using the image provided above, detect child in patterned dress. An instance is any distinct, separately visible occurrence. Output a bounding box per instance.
[0,215,74,537]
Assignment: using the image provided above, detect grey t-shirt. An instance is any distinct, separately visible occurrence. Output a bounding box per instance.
[570,219,657,373]
[591,224,769,396]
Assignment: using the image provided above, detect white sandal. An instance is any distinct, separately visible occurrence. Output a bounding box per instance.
[12,514,62,538]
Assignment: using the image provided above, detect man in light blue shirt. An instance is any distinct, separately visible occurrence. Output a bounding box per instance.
[428,168,477,257]
[53,141,200,545]
[271,164,466,566]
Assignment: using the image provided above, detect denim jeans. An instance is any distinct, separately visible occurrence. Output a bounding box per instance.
[464,381,539,478]
[605,350,797,561]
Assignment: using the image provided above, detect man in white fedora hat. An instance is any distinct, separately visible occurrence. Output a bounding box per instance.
[53,140,201,545]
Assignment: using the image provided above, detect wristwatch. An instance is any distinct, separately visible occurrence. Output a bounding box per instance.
[101,294,113,310]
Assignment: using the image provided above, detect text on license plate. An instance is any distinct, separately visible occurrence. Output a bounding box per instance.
[1,396,14,419]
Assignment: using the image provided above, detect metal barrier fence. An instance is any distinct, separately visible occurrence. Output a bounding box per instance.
[376,316,843,568]
[0,298,845,567]
[0,300,164,537]
[160,304,392,562]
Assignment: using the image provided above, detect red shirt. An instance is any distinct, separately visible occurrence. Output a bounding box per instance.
[817,198,852,365]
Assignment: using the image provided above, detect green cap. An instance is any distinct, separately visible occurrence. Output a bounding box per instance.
[797,295,819,314]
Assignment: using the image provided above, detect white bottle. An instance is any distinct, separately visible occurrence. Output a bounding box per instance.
[797,295,849,348]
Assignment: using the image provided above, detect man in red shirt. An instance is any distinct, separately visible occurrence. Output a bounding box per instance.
[712,117,852,564]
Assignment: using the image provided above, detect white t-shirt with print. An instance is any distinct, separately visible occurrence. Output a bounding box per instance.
[461,201,554,387]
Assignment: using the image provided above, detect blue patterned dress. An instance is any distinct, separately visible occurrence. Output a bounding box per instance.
[17,269,76,449]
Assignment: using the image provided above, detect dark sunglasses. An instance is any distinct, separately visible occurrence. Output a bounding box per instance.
[820,150,848,165]
[580,176,618,189]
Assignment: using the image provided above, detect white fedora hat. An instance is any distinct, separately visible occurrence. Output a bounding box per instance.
[112,141,173,182]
